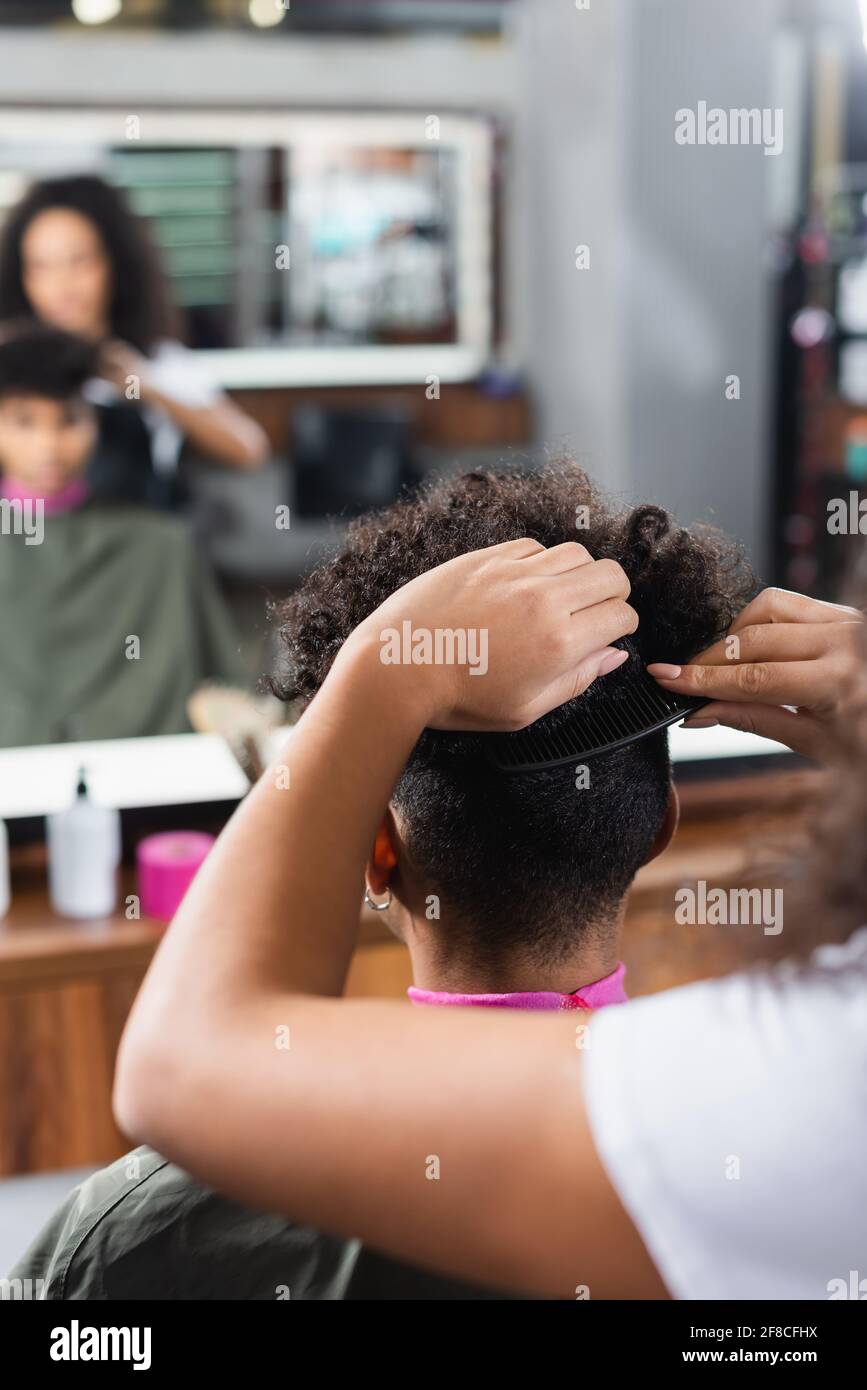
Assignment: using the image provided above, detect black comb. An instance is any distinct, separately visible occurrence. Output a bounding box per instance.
[482,662,707,773]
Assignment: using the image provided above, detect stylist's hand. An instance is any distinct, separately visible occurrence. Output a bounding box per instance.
[648,587,866,763]
[98,340,149,396]
[348,538,637,732]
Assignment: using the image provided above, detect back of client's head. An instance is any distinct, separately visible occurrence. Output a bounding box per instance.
[273,464,756,975]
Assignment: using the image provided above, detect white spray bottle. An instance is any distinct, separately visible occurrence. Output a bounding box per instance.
[47,768,121,919]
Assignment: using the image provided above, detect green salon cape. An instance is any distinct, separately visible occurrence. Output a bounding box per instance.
[9,1145,511,1300]
[0,504,246,748]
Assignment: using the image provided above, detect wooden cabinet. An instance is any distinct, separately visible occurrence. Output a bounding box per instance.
[0,853,414,1177]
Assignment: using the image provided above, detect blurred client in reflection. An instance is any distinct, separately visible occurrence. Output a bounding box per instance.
[0,175,268,506]
[0,323,246,747]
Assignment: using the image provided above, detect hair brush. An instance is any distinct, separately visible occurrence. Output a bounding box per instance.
[481,647,708,773]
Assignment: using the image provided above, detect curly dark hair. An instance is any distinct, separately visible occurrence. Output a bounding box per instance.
[272,463,758,975]
[0,175,177,355]
[0,320,98,400]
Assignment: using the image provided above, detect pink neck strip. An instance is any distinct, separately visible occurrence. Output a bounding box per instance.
[1,475,90,515]
[408,961,627,1012]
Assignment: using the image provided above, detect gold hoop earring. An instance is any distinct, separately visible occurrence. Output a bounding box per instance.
[364,886,392,913]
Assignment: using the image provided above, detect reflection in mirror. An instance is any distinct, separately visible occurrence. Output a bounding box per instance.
[0,110,494,753]
[0,109,494,385]
[0,321,255,750]
[110,144,460,351]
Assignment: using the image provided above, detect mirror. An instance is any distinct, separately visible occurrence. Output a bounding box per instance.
[0,107,494,755]
[0,108,494,385]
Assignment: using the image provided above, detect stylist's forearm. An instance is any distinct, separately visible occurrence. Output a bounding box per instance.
[144,384,269,467]
[126,635,429,1033]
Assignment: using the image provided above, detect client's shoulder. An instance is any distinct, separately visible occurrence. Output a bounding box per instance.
[71,504,201,574]
[9,1145,356,1301]
[7,1145,169,1299]
[84,503,192,545]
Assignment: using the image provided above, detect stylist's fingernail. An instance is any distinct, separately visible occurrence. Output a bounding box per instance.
[647,663,682,679]
[597,649,630,676]
[682,716,718,729]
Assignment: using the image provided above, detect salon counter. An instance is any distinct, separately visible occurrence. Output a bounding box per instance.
[0,767,821,1176]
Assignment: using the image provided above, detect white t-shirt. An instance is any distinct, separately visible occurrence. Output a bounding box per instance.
[583,927,867,1300]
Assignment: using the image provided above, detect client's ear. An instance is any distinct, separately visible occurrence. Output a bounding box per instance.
[642,783,679,866]
[365,812,405,942]
[366,812,398,897]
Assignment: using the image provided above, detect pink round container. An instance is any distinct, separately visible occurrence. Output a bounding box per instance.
[136,831,215,923]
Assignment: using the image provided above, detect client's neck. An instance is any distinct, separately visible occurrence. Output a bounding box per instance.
[407,909,625,997]
[1,473,89,513]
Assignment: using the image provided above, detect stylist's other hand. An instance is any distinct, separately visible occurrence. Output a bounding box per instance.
[648,587,866,763]
[347,538,638,732]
